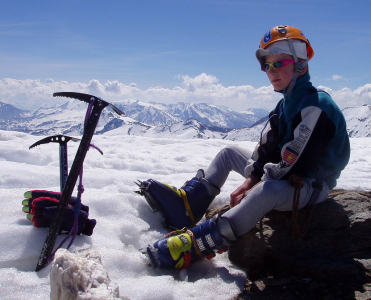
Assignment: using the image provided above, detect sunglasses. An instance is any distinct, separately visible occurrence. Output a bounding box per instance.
[264,59,295,72]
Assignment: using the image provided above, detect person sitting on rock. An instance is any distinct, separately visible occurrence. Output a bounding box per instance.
[138,25,351,269]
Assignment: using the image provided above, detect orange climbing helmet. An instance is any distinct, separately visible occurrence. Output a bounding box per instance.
[259,25,314,60]
[256,25,314,97]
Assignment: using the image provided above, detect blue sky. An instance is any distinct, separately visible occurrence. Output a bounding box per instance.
[1,0,371,110]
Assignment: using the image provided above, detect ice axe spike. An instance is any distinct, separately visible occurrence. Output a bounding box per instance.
[29,135,80,192]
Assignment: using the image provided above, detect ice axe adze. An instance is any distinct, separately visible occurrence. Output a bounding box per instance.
[35,92,124,272]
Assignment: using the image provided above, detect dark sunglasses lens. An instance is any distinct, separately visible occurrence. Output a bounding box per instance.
[264,63,270,71]
[273,61,284,69]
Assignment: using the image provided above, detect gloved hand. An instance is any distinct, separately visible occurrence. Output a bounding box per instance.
[22,191,96,236]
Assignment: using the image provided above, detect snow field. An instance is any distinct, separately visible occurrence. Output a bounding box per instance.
[0,130,253,299]
[0,130,369,299]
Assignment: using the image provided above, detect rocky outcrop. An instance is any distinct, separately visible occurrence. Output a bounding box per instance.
[206,191,371,299]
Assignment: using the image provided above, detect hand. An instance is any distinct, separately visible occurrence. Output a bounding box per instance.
[22,193,96,236]
[230,175,259,208]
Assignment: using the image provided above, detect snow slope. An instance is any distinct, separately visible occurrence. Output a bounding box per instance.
[0,130,370,299]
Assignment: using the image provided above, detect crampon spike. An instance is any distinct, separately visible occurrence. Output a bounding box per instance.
[134,180,143,187]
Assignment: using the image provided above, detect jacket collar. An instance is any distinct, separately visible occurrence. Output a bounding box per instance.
[276,74,312,103]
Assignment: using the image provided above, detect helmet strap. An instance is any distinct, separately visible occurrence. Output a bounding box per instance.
[285,39,308,97]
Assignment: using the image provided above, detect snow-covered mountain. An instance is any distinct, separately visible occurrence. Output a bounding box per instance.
[0,102,24,120]
[224,104,371,141]
[224,122,266,142]
[99,117,230,139]
[0,99,264,138]
[113,100,179,126]
[113,99,263,128]
[1,100,371,140]
[0,100,118,136]
[341,105,371,137]
[0,100,235,139]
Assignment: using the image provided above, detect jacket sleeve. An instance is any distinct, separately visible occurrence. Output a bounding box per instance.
[261,105,335,181]
[244,112,282,180]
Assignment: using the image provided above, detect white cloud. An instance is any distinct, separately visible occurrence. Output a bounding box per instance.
[332,75,344,81]
[1,75,370,111]
[180,73,219,89]
[317,84,371,108]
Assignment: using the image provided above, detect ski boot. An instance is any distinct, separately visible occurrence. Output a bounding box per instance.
[146,215,238,269]
[135,170,220,229]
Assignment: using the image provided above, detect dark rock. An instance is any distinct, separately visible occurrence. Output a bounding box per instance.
[206,190,371,299]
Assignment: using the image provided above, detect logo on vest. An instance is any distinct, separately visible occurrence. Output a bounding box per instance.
[282,147,299,165]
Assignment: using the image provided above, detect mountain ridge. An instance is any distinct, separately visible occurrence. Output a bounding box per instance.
[0,100,370,140]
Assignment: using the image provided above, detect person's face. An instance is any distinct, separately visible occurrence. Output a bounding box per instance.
[264,53,296,91]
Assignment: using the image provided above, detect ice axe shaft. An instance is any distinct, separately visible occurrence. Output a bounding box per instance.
[59,143,68,192]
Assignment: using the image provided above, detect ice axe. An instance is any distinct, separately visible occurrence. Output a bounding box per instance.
[35,92,124,272]
[29,135,80,192]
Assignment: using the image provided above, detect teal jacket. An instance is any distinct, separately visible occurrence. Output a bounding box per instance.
[249,74,350,190]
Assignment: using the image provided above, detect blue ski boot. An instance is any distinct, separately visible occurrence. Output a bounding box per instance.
[136,170,220,229]
[146,215,238,269]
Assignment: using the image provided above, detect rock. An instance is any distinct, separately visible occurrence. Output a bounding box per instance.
[206,191,371,291]
[50,249,126,300]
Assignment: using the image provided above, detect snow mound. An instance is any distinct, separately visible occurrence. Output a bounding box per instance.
[50,249,125,300]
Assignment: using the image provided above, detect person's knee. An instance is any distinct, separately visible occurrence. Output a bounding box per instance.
[258,180,295,211]
[243,180,293,210]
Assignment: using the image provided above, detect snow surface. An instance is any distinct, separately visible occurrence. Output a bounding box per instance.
[0,129,370,299]
[341,105,371,137]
